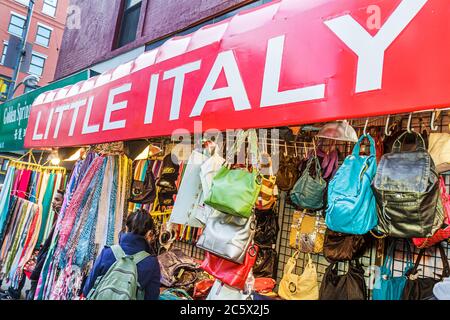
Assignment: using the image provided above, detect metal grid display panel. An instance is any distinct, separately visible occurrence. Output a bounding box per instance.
[274,191,377,298]
[171,111,449,299]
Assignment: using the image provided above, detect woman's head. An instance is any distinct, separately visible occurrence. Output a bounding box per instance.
[126,209,155,238]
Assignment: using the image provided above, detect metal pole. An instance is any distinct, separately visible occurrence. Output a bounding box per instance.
[6,0,35,100]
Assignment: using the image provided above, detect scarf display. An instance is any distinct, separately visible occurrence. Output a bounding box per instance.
[0,160,66,291]
[33,153,132,300]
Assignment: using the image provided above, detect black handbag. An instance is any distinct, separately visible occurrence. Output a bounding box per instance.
[372,132,443,238]
[254,209,279,246]
[319,260,367,300]
[157,154,180,207]
[253,246,278,279]
[323,229,367,262]
[402,244,450,300]
[129,160,157,204]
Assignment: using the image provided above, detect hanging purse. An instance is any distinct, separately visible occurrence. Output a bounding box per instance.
[253,246,278,278]
[289,211,326,254]
[158,248,200,288]
[278,252,319,300]
[206,279,251,300]
[373,132,443,238]
[256,153,278,211]
[320,260,367,300]
[200,245,258,290]
[290,156,326,210]
[254,208,279,246]
[372,240,414,300]
[323,229,367,262]
[157,154,180,207]
[428,133,450,173]
[402,244,450,300]
[204,130,262,218]
[196,210,256,264]
[196,151,225,224]
[326,135,378,235]
[129,160,157,204]
[276,152,301,192]
[169,150,209,228]
[413,179,450,248]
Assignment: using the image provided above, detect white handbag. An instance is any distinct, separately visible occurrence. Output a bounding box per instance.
[196,210,256,264]
[196,152,225,224]
[206,279,251,300]
[169,150,209,227]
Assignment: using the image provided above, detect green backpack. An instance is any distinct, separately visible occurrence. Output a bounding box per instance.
[87,245,150,300]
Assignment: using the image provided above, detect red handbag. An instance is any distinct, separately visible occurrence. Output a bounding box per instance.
[193,279,215,300]
[200,244,259,290]
[413,177,450,248]
[254,277,276,294]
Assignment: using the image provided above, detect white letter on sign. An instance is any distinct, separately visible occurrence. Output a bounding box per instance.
[32,111,44,141]
[144,74,159,125]
[325,0,427,93]
[190,50,251,117]
[261,35,326,108]
[164,60,202,121]
[82,97,100,134]
[103,83,131,131]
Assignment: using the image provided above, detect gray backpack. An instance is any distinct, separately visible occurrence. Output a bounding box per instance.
[87,245,149,300]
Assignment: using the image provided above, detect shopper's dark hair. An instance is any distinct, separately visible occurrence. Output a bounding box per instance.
[126,209,155,236]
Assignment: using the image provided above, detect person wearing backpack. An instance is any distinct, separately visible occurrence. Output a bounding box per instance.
[82,209,161,300]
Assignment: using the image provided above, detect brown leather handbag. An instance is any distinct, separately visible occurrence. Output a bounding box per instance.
[322,229,367,262]
[276,152,301,191]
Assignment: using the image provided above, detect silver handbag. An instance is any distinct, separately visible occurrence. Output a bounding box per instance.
[196,210,256,264]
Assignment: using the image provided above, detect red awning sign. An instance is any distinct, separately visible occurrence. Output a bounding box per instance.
[25,0,449,148]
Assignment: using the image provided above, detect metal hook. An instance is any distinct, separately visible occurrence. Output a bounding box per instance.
[363,118,369,136]
[294,142,298,158]
[407,113,414,133]
[284,141,288,157]
[431,111,439,131]
[385,115,392,137]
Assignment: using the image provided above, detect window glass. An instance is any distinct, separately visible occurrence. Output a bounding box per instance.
[117,0,142,48]
[1,44,8,65]
[36,25,52,47]
[43,0,58,17]
[8,14,26,36]
[29,54,46,76]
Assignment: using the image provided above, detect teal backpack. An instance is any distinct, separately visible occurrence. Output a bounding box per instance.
[86,245,149,300]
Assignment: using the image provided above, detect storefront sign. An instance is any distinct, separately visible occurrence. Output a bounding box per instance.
[25,0,449,148]
[0,71,91,151]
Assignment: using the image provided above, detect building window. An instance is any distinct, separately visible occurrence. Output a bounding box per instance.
[15,0,30,6]
[36,25,52,47]
[29,54,46,76]
[42,0,58,17]
[1,44,8,65]
[8,14,26,36]
[117,0,142,48]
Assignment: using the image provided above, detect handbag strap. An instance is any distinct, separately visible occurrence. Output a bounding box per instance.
[352,134,376,157]
[409,244,450,278]
[285,251,299,274]
[226,129,260,167]
[392,131,426,152]
[302,156,323,180]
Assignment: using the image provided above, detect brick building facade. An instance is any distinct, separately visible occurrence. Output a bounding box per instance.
[54,0,272,79]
